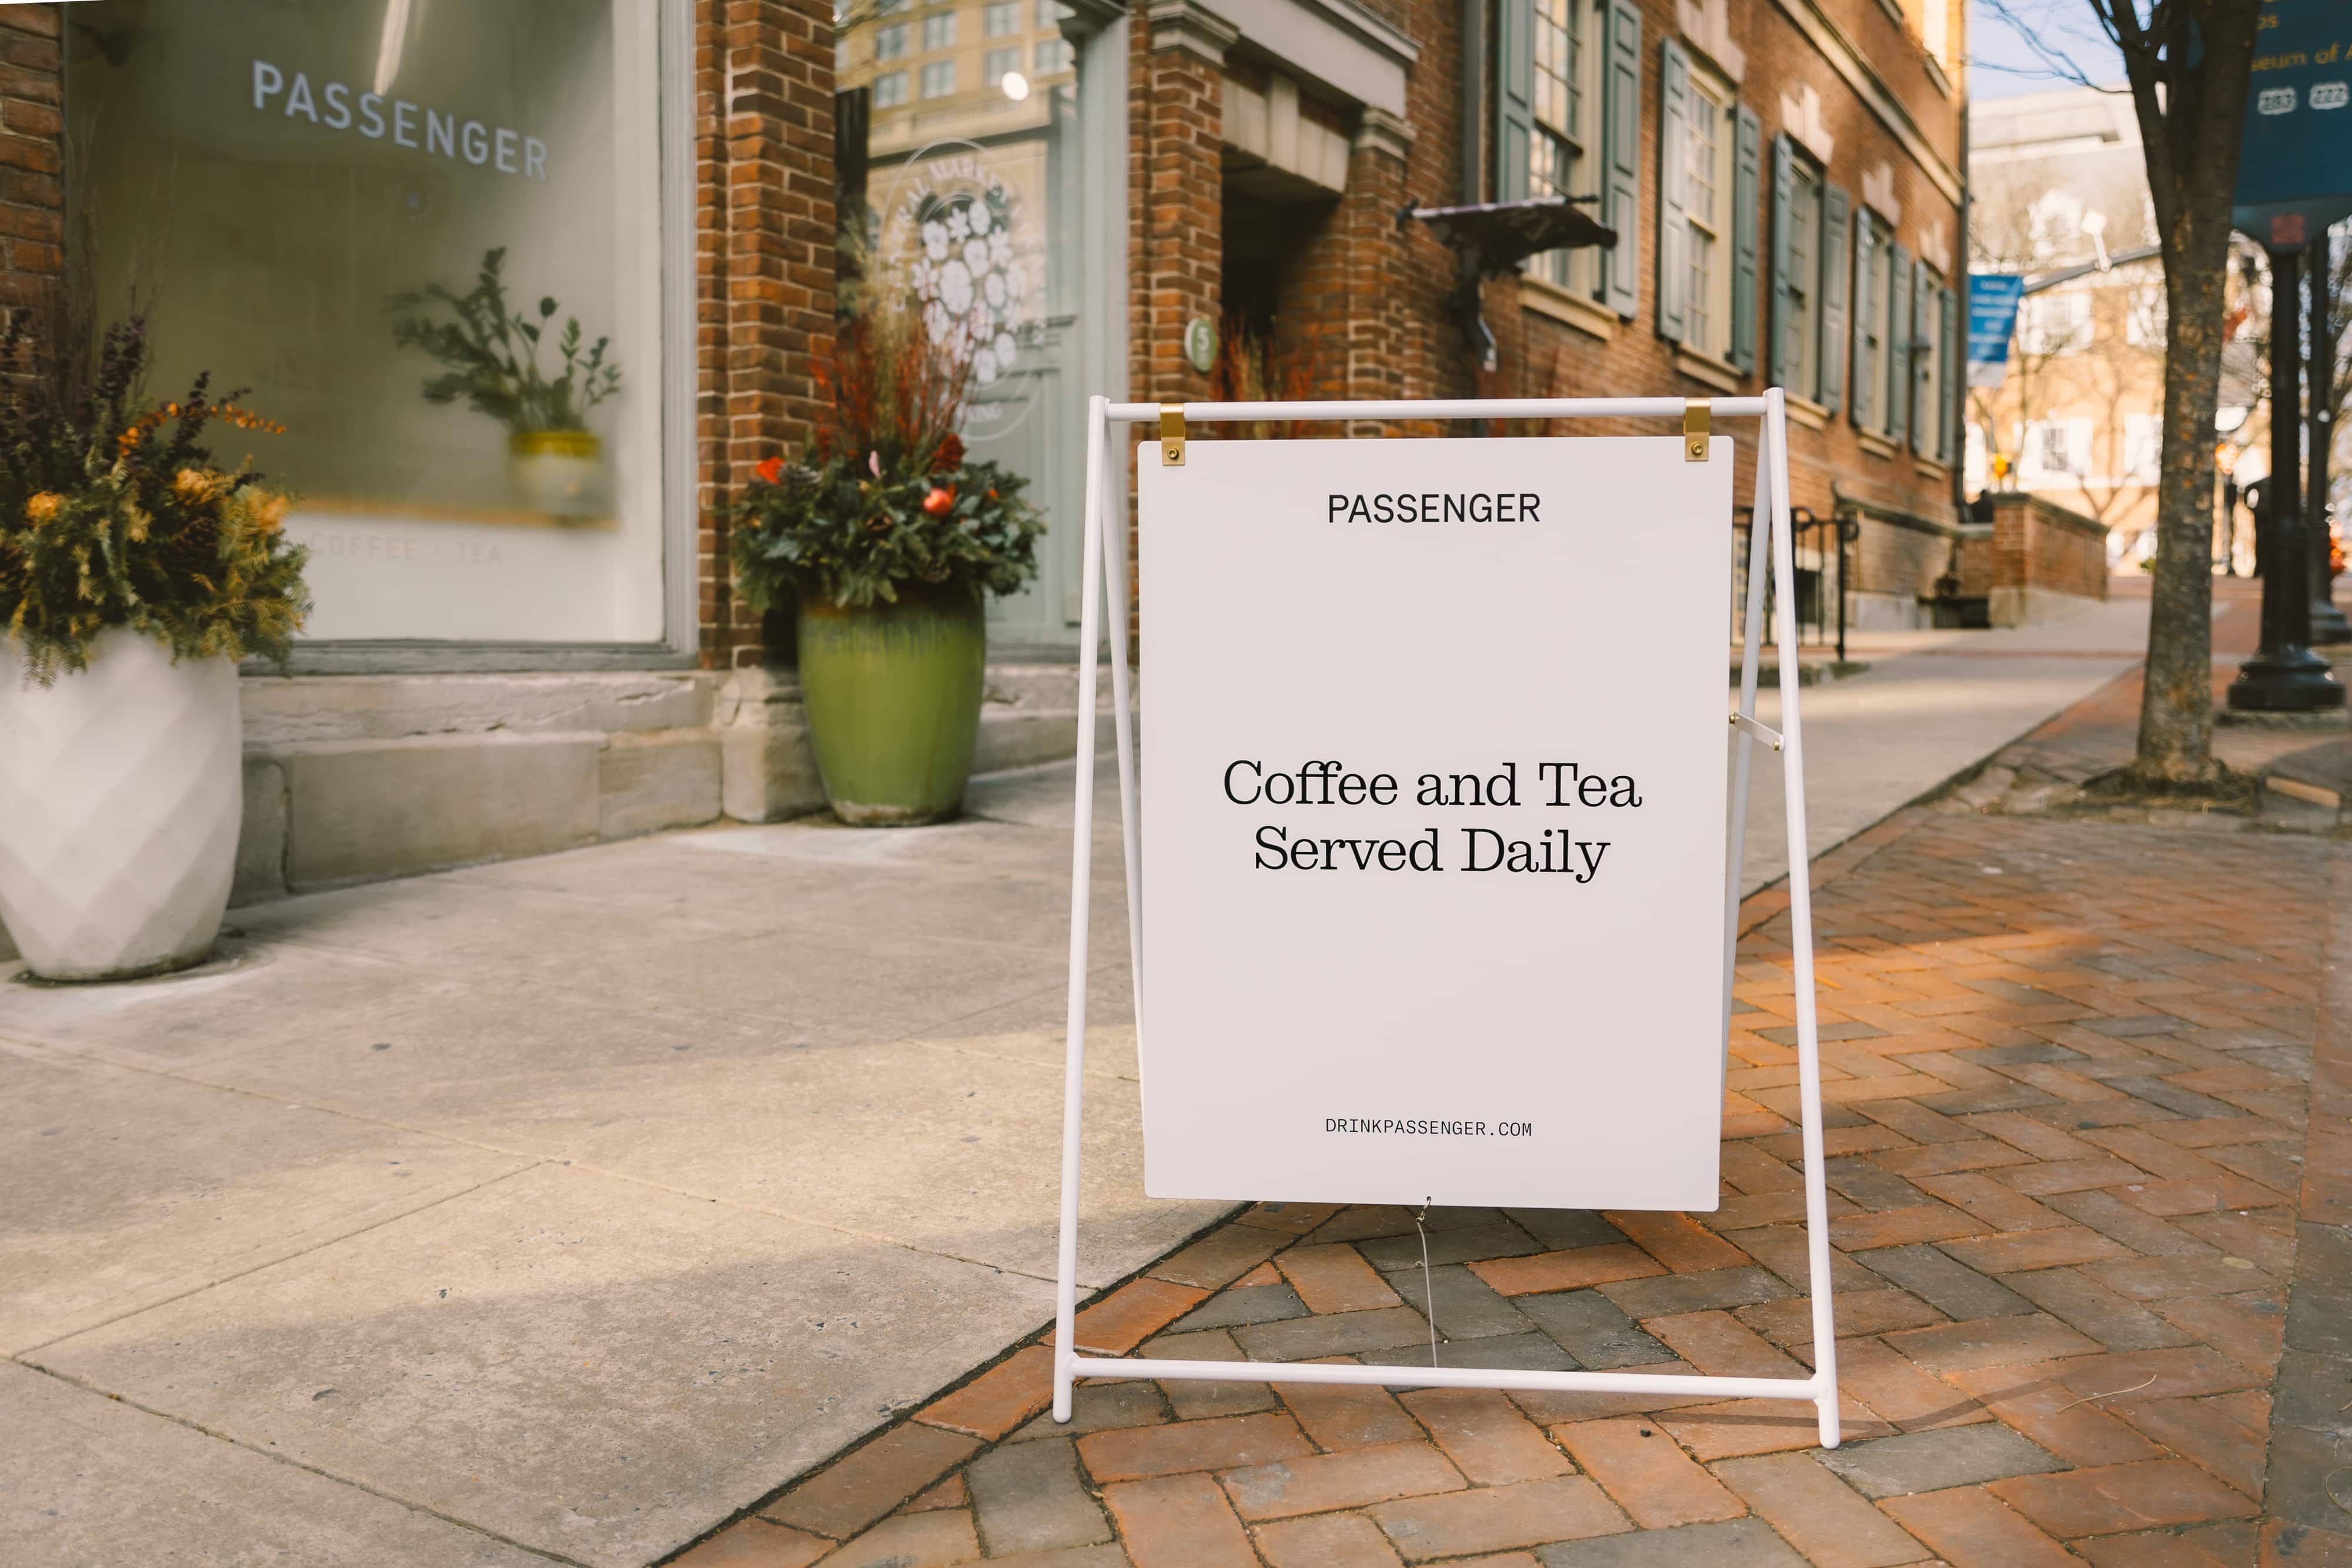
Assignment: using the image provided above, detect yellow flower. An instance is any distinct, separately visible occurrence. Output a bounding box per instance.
[172,467,217,503]
[254,492,291,534]
[24,492,61,525]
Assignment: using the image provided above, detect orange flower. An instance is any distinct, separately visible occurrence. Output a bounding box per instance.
[754,455,785,485]
[24,492,61,524]
[922,486,954,516]
[172,467,216,503]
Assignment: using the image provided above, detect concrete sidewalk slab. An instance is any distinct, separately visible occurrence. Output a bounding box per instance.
[0,1043,527,1355]
[28,1161,1061,1568]
[4,763,1212,1567]
[0,1362,549,1567]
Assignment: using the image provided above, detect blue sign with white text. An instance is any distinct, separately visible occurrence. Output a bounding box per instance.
[1965,273,2026,390]
[2234,0,2352,243]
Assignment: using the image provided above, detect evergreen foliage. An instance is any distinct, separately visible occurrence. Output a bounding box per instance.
[389,247,620,435]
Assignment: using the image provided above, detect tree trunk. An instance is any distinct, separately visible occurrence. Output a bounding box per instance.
[2132,248,2229,783]
[2110,0,2264,790]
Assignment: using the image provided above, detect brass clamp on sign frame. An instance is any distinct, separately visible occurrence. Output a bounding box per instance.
[1160,403,1185,466]
[1684,397,1710,462]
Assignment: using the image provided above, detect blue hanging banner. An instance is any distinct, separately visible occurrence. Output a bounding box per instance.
[1965,273,2027,390]
[2233,0,2352,247]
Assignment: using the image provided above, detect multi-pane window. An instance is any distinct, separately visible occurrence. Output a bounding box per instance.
[921,11,957,50]
[2124,413,2161,481]
[1914,265,1947,459]
[874,23,910,60]
[873,69,908,107]
[1529,0,1595,293]
[1772,134,1848,409]
[1681,73,1733,359]
[1034,37,1072,74]
[984,2,1020,35]
[984,47,1019,86]
[2022,418,2091,483]
[1035,0,1067,22]
[919,59,955,97]
[2019,289,2091,356]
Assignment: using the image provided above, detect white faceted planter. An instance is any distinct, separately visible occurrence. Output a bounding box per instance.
[0,628,242,981]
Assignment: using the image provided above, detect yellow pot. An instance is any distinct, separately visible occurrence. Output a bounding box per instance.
[509,429,603,517]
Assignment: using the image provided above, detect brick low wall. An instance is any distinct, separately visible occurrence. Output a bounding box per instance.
[1986,491,2110,626]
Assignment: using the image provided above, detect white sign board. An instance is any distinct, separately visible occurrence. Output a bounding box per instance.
[1138,434,1734,1211]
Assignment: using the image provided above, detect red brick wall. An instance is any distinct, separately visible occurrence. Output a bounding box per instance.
[1130,9,1224,407]
[696,0,836,670]
[0,6,63,338]
[1275,136,1414,425]
[1991,493,2110,603]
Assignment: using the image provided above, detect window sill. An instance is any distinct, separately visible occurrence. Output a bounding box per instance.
[1922,51,1954,99]
[1519,276,1616,342]
[1783,395,1829,432]
[1859,430,1900,460]
[1914,456,1951,482]
[1674,347,1744,394]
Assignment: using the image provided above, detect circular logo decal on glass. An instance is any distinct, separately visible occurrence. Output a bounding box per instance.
[879,141,1047,441]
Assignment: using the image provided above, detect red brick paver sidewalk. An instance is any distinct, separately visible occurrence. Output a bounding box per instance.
[670,805,2351,1567]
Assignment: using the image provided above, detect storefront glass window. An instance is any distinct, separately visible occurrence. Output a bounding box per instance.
[841,0,1088,648]
[66,0,674,646]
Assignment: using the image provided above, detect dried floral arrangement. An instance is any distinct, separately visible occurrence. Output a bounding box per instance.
[729,296,1041,610]
[0,313,310,684]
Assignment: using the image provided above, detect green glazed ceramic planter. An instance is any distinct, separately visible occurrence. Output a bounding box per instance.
[796,583,986,825]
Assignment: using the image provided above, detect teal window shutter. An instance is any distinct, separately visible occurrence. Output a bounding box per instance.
[1656,39,1690,343]
[1887,242,1912,446]
[1601,0,1641,318]
[1730,104,1760,373]
[1940,282,1961,463]
[1497,0,1533,202]
[1768,133,1793,388]
[1819,183,1849,416]
[1851,210,1877,430]
[1909,257,1932,453]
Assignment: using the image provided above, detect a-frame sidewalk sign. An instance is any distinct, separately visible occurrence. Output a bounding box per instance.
[1048,391,1842,1450]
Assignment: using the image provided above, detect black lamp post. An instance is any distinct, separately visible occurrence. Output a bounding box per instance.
[2229,242,2346,711]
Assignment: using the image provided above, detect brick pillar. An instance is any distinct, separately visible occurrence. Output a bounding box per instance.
[0,5,64,343]
[1132,1,1231,407]
[697,0,835,671]
[1272,112,1416,433]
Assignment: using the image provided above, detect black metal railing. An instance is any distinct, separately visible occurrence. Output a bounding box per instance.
[1731,507,1853,664]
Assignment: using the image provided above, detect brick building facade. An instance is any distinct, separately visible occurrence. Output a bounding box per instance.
[1104,0,1973,631]
[1,0,1982,919]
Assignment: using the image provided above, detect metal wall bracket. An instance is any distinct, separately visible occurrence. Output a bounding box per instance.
[1160,403,1185,466]
[1730,711,1782,750]
[1685,398,1711,462]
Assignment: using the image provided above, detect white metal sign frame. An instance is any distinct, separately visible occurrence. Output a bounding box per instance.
[1050,390,1840,1449]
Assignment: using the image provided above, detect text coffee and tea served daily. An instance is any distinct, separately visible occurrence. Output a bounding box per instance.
[1224,757,1641,880]
[1138,435,1735,1211]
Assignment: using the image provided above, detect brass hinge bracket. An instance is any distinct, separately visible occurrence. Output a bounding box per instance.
[1729,711,1782,750]
[1160,403,1185,466]
[1684,397,1711,462]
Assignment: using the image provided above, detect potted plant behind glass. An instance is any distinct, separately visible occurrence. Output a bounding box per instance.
[0,314,310,981]
[389,247,620,517]
[729,297,1041,825]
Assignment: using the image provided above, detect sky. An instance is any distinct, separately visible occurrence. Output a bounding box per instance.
[1968,0,2127,99]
